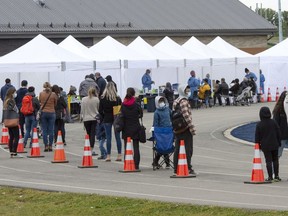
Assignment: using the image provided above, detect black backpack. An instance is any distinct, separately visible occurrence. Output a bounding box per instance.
[172,98,188,134]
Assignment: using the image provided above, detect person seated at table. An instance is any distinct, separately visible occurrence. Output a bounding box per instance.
[198,78,211,107]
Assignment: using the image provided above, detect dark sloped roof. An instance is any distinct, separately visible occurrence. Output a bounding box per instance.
[0,0,276,36]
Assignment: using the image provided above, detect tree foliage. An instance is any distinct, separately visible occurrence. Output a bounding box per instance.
[257,8,288,37]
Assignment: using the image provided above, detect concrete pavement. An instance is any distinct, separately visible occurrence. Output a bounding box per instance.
[1,102,288,210]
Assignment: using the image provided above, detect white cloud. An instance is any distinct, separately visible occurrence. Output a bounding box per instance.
[239,0,288,11]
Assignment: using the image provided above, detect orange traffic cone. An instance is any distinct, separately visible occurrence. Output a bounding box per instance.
[78,134,98,168]
[260,87,265,103]
[51,131,68,163]
[244,143,271,184]
[267,88,272,102]
[0,126,9,145]
[27,128,44,158]
[275,87,280,102]
[119,137,140,173]
[171,140,196,178]
[17,125,27,153]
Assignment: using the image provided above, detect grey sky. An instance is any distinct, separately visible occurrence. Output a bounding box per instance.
[239,0,288,11]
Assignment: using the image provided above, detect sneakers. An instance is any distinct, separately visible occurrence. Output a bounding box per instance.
[92,152,98,156]
[97,155,106,160]
[165,164,171,169]
[152,162,160,169]
[189,169,196,175]
[265,177,273,182]
[274,176,282,182]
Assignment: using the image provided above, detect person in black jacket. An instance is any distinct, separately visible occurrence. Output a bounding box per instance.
[163,82,174,110]
[52,85,67,145]
[95,72,107,97]
[16,80,28,137]
[255,106,281,182]
[121,87,143,170]
[272,91,288,158]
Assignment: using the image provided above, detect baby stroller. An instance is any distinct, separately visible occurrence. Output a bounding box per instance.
[150,127,174,170]
[235,86,252,106]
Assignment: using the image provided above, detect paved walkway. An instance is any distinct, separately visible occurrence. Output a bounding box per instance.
[1,102,288,210]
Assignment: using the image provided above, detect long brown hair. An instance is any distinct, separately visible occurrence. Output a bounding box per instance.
[273,91,287,116]
[3,87,16,109]
[43,82,52,93]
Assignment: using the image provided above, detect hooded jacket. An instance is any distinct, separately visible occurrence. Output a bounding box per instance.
[121,97,143,140]
[255,107,281,151]
[79,78,98,97]
[173,85,195,135]
[153,96,171,127]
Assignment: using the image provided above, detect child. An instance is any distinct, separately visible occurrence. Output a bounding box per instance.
[96,115,107,160]
[152,96,172,168]
[255,106,281,182]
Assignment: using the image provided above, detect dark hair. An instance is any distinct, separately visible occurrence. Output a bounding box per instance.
[204,78,208,83]
[5,78,11,84]
[52,84,60,94]
[125,87,135,99]
[28,86,35,92]
[4,87,16,108]
[245,68,249,72]
[216,80,220,84]
[21,80,28,86]
[273,91,287,116]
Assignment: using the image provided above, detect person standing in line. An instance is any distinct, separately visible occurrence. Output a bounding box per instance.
[95,72,106,97]
[141,69,154,91]
[15,80,28,137]
[260,69,265,94]
[39,82,58,152]
[272,91,288,158]
[99,82,122,162]
[121,87,143,170]
[255,106,281,182]
[172,85,196,175]
[163,82,174,110]
[79,74,99,99]
[52,85,67,145]
[23,86,40,148]
[105,75,118,92]
[187,70,200,108]
[3,87,20,157]
[80,87,99,156]
[1,78,14,103]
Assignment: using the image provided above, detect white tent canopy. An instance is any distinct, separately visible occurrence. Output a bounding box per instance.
[90,36,156,68]
[154,36,210,67]
[59,35,120,70]
[128,36,183,68]
[0,34,93,73]
[207,36,259,85]
[256,38,288,98]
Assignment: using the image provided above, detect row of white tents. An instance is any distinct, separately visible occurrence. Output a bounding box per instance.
[0,34,287,99]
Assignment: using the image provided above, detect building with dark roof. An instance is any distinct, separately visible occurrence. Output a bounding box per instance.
[0,0,276,56]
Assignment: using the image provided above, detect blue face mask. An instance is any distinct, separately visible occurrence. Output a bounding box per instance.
[186,91,191,97]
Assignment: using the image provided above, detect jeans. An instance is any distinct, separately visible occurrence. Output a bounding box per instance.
[278,139,288,157]
[99,138,107,157]
[24,115,38,147]
[41,112,56,147]
[103,123,122,154]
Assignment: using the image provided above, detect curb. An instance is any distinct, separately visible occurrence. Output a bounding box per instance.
[223,123,254,146]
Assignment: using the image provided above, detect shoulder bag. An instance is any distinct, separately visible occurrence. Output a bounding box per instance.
[37,92,52,121]
[3,109,19,128]
[139,117,146,143]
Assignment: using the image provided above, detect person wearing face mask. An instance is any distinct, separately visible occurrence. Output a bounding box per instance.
[272,91,288,159]
[152,96,172,168]
[172,85,196,176]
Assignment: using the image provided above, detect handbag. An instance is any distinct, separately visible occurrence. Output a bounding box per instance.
[113,112,124,132]
[139,118,146,143]
[37,92,52,121]
[113,97,121,116]
[3,109,19,128]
